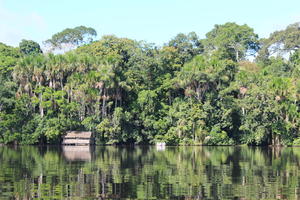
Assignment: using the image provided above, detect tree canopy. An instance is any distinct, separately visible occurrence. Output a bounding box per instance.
[1,22,300,146]
[44,26,97,51]
[258,22,300,62]
[167,32,203,65]
[19,39,43,56]
[204,22,259,61]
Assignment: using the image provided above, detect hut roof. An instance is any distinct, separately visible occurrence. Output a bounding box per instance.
[64,131,92,139]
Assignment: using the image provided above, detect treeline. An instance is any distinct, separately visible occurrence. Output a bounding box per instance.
[1,22,300,145]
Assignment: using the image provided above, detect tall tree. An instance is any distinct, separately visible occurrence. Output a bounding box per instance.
[44,26,97,52]
[257,22,300,62]
[204,22,259,61]
[0,43,20,79]
[167,32,203,65]
[19,39,43,56]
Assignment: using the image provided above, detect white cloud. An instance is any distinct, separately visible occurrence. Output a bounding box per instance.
[0,1,47,46]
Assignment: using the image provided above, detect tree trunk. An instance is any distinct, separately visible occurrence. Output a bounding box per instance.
[39,83,44,118]
[60,76,64,91]
[115,89,118,108]
[102,89,107,117]
[235,50,239,62]
[271,134,281,146]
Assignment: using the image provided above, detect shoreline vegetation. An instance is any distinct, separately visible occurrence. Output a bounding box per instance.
[0,142,297,147]
[1,22,300,146]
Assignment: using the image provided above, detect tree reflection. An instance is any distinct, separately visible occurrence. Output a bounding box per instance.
[1,146,300,199]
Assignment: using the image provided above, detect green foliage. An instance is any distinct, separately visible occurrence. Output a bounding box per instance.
[0,42,20,78]
[258,22,300,62]
[204,125,234,145]
[167,32,203,65]
[2,22,300,145]
[19,39,43,55]
[45,25,97,51]
[204,22,259,61]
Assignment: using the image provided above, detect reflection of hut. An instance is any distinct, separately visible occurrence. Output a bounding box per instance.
[62,131,94,145]
[62,146,92,161]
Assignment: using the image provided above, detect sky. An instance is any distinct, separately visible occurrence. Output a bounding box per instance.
[1,0,300,47]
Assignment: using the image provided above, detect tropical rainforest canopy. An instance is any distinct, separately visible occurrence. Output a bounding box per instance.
[1,23,300,145]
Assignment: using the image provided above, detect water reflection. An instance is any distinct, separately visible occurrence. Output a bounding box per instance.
[1,146,300,199]
[62,146,93,161]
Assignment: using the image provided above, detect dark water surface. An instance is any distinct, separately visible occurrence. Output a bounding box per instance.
[1,146,300,200]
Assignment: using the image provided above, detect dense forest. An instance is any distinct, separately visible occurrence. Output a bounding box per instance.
[1,22,300,145]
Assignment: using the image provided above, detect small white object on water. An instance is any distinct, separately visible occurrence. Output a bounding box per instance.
[156,142,166,151]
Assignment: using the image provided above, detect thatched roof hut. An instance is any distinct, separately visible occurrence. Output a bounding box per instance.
[62,131,94,145]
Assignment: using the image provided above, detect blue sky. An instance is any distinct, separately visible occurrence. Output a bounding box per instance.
[1,0,300,47]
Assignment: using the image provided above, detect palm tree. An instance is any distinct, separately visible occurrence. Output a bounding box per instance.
[32,55,46,117]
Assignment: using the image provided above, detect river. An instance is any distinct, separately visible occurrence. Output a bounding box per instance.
[0,146,299,199]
